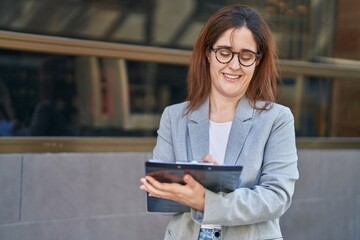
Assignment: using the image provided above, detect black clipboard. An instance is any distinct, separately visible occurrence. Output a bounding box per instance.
[145,161,243,212]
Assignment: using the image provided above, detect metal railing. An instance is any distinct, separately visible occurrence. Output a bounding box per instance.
[1,30,360,78]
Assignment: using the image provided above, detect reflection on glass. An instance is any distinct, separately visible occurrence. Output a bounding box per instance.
[0,0,317,57]
[0,48,358,137]
[0,49,188,137]
[29,56,77,136]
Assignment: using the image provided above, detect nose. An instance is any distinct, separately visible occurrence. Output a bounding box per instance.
[228,53,241,70]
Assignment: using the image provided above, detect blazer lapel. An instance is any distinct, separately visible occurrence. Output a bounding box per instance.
[188,99,210,162]
[224,97,254,165]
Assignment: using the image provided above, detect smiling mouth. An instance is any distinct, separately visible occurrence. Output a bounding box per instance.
[223,73,241,81]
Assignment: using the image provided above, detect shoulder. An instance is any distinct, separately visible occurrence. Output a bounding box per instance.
[254,101,294,123]
[270,102,294,120]
[165,101,188,114]
[160,101,189,122]
[249,102,296,142]
[269,102,293,116]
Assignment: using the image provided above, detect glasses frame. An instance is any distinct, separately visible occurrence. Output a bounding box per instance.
[210,47,262,67]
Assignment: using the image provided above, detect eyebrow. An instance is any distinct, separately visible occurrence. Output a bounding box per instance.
[215,45,258,53]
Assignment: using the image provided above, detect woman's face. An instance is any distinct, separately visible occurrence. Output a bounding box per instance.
[208,27,258,102]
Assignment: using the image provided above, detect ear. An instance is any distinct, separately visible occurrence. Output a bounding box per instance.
[255,54,262,66]
[206,52,211,62]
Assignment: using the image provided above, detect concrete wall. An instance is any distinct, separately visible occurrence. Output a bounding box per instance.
[0,153,171,240]
[0,149,359,240]
[281,150,360,240]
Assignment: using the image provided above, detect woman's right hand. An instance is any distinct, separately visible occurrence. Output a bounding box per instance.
[140,174,206,211]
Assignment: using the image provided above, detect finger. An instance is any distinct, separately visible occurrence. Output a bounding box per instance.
[145,176,164,189]
[143,176,174,198]
[202,154,213,162]
[200,154,211,162]
[145,176,175,192]
[183,174,198,188]
[140,178,152,192]
[141,177,165,195]
[200,154,219,164]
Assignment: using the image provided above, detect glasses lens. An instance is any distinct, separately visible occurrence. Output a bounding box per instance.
[214,48,257,66]
[239,52,256,66]
[215,48,233,63]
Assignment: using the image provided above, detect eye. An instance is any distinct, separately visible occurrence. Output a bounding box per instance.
[218,49,232,57]
[240,52,255,61]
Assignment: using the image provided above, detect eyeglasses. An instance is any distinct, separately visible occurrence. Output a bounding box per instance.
[210,47,261,67]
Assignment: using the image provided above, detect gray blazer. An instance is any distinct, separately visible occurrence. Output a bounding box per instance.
[153,97,299,240]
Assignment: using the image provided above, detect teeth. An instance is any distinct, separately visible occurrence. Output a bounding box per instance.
[224,73,240,79]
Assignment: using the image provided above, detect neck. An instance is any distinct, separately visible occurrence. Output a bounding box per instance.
[209,94,240,123]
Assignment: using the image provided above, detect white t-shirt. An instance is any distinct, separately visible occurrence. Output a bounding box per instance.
[201,120,232,230]
[209,120,232,165]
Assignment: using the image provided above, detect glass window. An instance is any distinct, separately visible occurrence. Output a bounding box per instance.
[0,49,187,137]
[0,0,319,57]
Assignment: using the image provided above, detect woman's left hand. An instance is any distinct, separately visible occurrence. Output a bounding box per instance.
[140,174,205,211]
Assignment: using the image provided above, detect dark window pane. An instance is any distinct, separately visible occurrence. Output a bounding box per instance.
[0,49,187,137]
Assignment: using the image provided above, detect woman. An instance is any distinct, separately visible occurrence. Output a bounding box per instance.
[140,4,298,240]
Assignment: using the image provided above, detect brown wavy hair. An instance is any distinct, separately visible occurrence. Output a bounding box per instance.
[186,4,279,113]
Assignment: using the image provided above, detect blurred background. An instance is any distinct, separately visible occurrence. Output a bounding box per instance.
[0,0,359,139]
[0,1,359,239]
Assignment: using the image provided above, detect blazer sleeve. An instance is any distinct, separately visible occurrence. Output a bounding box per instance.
[152,106,176,162]
[195,107,299,226]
